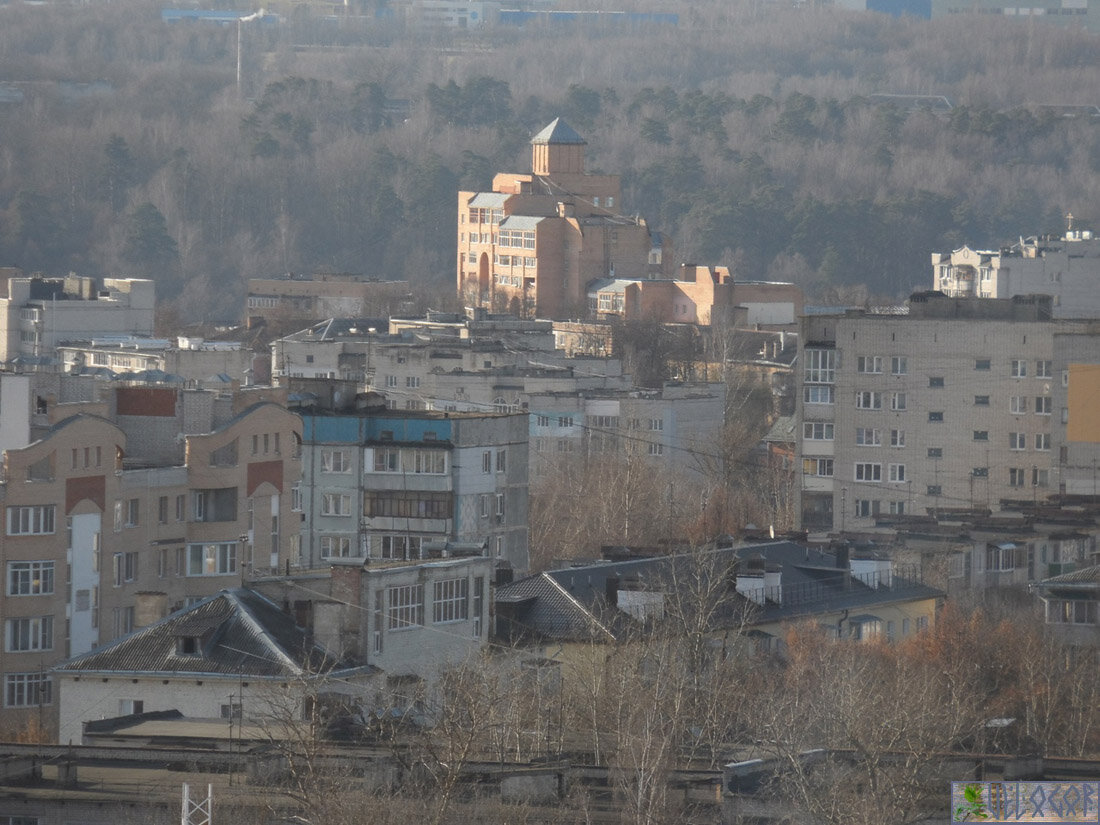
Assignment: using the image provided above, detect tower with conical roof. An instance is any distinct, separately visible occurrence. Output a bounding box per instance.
[531,117,587,176]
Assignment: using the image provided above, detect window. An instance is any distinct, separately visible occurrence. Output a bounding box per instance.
[890,392,907,411]
[891,356,907,375]
[291,483,303,511]
[1010,396,1027,414]
[1049,599,1099,625]
[927,485,942,496]
[888,464,906,483]
[928,376,944,388]
[5,673,51,708]
[6,616,52,651]
[928,412,944,422]
[648,418,664,431]
[804,386,834,404]
[890,429,905,448]
[558,416,574,427]
[482,450,492,473]
[373,447,400,472]
[803,422,834,440]
[927,447,943,458]
[1033,468,1049,487]
[972,467,989,478]
[857,355,883,374]
[856,428,881,447]
[364,491,452,520]
[586,414,619,429]
[158,496,169,524]
[803,458,833,477]
[1011,360,1027,378]
[321,493,352,516]
[387,584,424,629]
[385,375,398,388]
[1009,432,1026,450]
[854,463,882,482]
[8,561,53,596]
[113,551,138,585]
[321,535,355,558]
[975,359,991,371]
[126,498,140,527]
[855,499,880,518]
[7,505,55,536]
[175,494,186,522]
[973,430,989,441]
[1035,396,1052,415]
[322,449,351,473]
[888,501,906,515]
[804,349,835,383]
[974,395,990,406]
[648,442,664,456]
[406,376,421,389]
[433,578,469,623]
[1036,360,1052,378]
[537,415,550,427]
[496,449,507,472]
[186,543,238,576]
[1035,433,1051,451]
[855,391,882,410]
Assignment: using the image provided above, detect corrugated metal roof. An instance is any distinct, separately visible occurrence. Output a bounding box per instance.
[499,215,545,230]
[468,192,508,208]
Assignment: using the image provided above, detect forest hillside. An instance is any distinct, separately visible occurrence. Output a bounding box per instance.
[1,0,1099,319]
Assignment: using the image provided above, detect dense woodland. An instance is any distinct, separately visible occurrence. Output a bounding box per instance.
[2,0,1100,320]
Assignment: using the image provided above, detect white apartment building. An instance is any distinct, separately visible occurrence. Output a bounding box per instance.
[0,276,154,362]
[797,293,1081,533]
[932,224,1100,318]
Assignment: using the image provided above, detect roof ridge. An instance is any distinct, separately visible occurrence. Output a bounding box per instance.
[543,573,616,641]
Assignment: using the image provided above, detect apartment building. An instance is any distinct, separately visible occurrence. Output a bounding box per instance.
[57,335,255,387]
[588,265,804,328]
[0,393,301,737]
[457,118,666,319]
[298,399,529,574]
[932,222,1100,318]
[0,275,154,362]
[796,293,1079,533]
[246,273,409,326]
[527,383,727,481]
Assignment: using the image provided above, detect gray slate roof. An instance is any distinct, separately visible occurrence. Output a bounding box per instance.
[496,541,943,643]
[54,589,362,678]
[531,117,586,145]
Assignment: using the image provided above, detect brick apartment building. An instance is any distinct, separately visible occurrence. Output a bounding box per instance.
[0,385,301,737]
[457,118,666,319]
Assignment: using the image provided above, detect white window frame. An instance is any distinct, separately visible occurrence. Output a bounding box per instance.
[7,561,54,596]
[387,584,424,630]
[186,543,238,576]
[6,616,52,652]
[321,448,351,473]
[432,578,469,623]
[321,492,352,517]
[854,463,882,482]
[6,505,55,536]
[855,391,882,410]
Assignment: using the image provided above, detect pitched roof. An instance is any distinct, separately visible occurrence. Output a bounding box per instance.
[496,541,943,643]
[531,117,586,145]
[54,589,363,678]
[1039,564,1100,588]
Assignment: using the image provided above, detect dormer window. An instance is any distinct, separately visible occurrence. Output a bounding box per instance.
[177,636,201,656]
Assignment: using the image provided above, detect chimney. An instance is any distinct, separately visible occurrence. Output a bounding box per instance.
[605,575,620,607]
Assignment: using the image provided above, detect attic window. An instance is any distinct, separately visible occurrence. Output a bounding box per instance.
[177,636,201,656]
[380,430,394,441]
